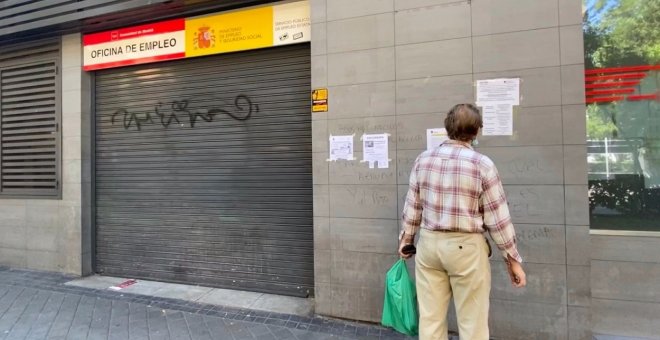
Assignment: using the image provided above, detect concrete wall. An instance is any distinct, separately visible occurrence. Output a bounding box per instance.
[61,33,94,276]
[0,34,92,276]
[310,0,590,338]
[591,234,660,339]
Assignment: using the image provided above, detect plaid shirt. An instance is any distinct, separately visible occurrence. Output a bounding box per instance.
[402,140,522,262]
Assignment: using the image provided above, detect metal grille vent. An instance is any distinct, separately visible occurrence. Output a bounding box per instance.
[0,61,59,196]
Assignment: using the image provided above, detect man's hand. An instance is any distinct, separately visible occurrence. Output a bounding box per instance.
[398,233,415,259]
[506,255,526,288]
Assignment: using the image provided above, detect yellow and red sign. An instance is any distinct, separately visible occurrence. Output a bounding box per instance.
[83,1,310,71]
[83,19,186,71]
[312,88,328,112]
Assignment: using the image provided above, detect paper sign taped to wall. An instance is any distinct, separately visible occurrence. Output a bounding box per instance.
[482,102,513,136]
[362,134,389,169]
[329,135,354,161]
[426,128,448,151]
[476,78,519,136]
[476,78,520,106]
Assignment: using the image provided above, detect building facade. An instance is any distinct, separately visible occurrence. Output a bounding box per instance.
[0,1,657,339]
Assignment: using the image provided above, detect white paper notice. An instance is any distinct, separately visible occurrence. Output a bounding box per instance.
[476,78,520,106]
[362,134,389,169]
[476,77,519,136]
[329,135,354,161]
[426,128,448,151]
[482,102,513,136]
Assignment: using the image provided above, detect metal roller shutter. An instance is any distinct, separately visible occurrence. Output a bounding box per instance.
[0,39,61,198]
[94,43,313,297]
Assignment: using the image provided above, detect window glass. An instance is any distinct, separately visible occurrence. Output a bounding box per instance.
[584,0,660,230]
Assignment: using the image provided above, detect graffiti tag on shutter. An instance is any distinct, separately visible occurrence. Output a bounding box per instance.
[111,94,259,131]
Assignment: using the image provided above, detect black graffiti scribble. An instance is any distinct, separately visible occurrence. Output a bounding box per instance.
[155,101,182,128]
[111,108,154,131]
[208,95,257,121]
[111,94,259,131]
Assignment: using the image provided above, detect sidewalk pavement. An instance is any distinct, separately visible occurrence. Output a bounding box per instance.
[0,266,635,340]
[0,266,418,340]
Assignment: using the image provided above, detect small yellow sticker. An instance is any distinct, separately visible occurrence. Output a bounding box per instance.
[312,88,328,112]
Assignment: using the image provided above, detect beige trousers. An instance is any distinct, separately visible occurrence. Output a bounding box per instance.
[415,229,491,340]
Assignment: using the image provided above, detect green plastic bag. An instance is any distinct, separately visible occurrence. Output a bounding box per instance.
[381,259,419,336]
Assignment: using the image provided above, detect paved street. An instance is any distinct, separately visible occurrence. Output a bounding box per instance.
[0,267,414,340]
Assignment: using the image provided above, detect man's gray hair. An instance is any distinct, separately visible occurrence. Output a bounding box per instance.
[444,104,482,142]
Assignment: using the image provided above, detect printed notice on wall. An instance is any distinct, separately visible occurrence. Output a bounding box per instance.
[362,134,389,169]
[482,103,513,136]
[476,78,519,136]
[426,128,448,151]
[476,78,520,106]
[329,135,354,161]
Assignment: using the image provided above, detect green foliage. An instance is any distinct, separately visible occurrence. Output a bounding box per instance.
[587,104,617,139]
[583,0,660,138]
[584,0,660,67]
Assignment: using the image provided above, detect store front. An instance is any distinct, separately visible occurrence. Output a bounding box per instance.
[5,0,660,338]
[87,1,314,297]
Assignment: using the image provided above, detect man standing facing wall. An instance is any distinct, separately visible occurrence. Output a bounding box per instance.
[398,104,527,340]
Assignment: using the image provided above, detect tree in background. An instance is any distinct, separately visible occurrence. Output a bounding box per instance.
[584,0,660,69]
[583,0,659,142]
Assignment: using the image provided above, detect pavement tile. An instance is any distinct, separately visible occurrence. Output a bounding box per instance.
[264,318,288,327]
[165,312,192,340]
[107,300,130,340]
[246,323,271,337]
[87,297,113,340]
[4,289,50,340]
[25,292,66,340]
[184,313,214,340]
[45,294,81,339]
